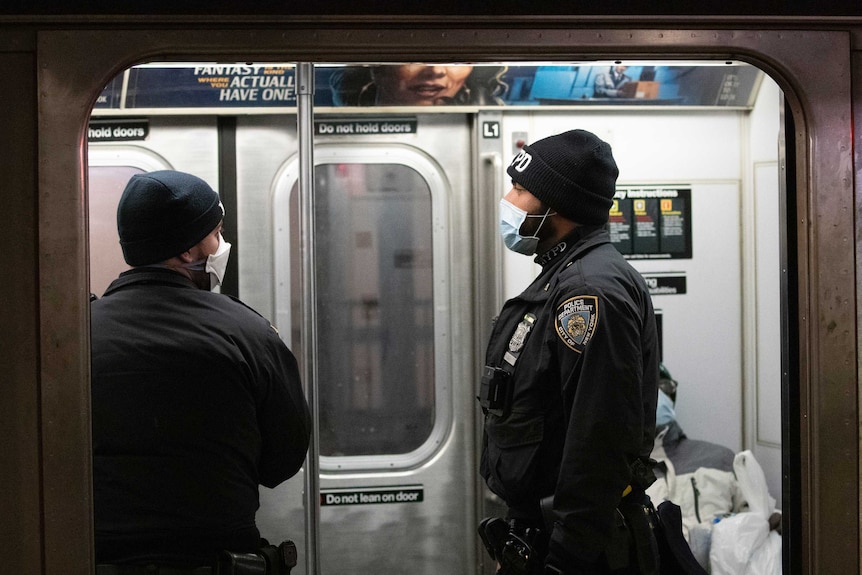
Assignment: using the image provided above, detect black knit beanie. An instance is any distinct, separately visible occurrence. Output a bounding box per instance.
[117,170,223,266]
[506,129,619,225]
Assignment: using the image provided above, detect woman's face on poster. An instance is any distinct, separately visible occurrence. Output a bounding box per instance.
[374,65,474,105]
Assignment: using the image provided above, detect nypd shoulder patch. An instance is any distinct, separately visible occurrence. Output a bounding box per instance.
[555,295,599,352]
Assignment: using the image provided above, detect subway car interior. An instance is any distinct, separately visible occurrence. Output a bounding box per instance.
[1,7,861,575]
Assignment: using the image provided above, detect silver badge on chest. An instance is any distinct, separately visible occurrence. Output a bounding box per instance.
[504,313,537,366]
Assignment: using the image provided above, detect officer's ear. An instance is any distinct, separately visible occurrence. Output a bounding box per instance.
[177,250,196,264]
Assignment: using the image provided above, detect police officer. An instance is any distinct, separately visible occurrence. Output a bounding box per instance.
[479,130,660,574]
[91,170,311,571]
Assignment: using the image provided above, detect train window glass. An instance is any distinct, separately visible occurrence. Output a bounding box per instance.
[83,59,790,572]
[87,165,143,297]
[273,145,452,470]
[316,163,434,456]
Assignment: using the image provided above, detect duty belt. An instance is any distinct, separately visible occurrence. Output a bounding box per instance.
[97,540,296,575]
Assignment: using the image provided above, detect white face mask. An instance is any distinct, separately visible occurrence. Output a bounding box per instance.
[499,198,554,255]
[182,233,232,291]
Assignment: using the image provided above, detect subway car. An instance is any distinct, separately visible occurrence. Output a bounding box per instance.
[2,8,860,575]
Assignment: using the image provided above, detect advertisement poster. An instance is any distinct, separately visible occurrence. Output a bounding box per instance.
[93,62,762,110]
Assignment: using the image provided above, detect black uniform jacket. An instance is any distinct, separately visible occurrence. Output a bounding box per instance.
[91,267,311,566]
[480,226,659,565]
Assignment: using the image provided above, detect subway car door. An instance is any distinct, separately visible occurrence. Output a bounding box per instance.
[242,112,478,575]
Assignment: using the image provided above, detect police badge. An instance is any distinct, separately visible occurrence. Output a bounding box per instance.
[555,296,599,352]
[504,313,536,366]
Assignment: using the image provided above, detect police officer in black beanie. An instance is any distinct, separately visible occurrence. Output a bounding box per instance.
[478,130,660,574]
[91,170,311,572]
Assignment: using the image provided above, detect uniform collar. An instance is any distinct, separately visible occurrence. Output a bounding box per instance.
[103,266,198,296]
[534,225,606,268]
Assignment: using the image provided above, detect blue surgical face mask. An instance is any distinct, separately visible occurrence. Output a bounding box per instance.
[656,388,676,428]
[499,198,554,255]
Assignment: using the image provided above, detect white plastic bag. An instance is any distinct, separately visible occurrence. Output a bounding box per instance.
[734,450,776,519]
[709,513,768,574]
[748,531,782,575]
[709,451,781,575]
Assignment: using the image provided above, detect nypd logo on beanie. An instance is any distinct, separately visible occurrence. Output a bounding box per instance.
[506,129,619,225]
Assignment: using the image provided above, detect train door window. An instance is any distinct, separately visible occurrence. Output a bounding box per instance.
[273,145,451,470]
